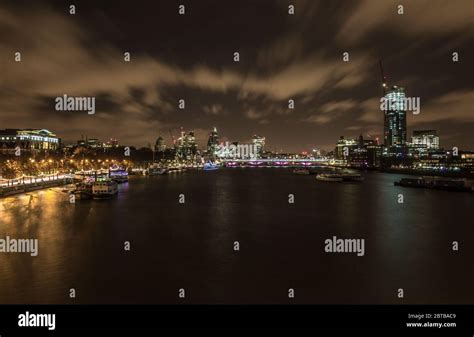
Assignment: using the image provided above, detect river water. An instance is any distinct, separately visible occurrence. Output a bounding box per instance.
[0,168,472,304]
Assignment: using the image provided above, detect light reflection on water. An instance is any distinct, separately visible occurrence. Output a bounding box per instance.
[0,170,472,304]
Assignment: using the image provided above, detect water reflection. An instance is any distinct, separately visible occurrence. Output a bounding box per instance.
[0,171,472,304]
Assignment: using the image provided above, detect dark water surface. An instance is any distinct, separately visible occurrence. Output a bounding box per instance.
[0,168,472,304]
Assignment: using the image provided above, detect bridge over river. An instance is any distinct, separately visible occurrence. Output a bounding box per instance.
[221,158,335,167]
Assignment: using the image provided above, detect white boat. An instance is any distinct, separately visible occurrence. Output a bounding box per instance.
[92,180,118,199]
[72,182,93,200]
[167,167,186,173]
[316,173,343,182]
[203,161,219,171]
[148,167,168,175]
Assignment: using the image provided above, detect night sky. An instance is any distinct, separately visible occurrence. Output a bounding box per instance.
[1,0,473,151]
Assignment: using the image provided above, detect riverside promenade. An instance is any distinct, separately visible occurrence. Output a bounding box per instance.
[0,174,74,198]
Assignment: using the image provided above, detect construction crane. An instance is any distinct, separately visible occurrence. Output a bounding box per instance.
[379,59,388,95]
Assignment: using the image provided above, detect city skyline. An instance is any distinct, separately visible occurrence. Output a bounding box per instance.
[1,2,474,329]
[1,0,473,152]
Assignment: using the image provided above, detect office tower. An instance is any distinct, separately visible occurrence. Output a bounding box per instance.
[383,86,407,150]
[207,127,220,155]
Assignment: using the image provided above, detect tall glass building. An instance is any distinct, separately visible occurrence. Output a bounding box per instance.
[206,127,220,155]
[383,86,407,152]
[175,130,197,159]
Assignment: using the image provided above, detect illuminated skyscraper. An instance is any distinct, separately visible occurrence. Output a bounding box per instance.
[383,86,407,151]
[207,127,220,155]
[176,130,197,159]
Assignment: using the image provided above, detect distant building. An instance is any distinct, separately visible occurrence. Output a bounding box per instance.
[411,130,439,151]
[252,135,265,155]
[105,138,119,148]
[176,130,197,159]
[312,148,321,157]
[76,136,118,149]
[412,150,473,172]
[335,136,357,159]
[458,151,474,170]
[87,138,100,148]
[345,134,382,168]
[365,143,383,168]
[77,136,99,148]
[155,136,166,152]
[206,127,220,156]
[0,129,60,153]
[383,86,407,152]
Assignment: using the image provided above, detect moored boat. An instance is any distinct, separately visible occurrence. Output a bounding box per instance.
[109,167,129,183]
[167,167,186,173]
[394,176,473,192]
[203,161,219,171]
[92,180,118,199]
[74,170,108,182]
[72,182,93,200]
[148,167,168,175]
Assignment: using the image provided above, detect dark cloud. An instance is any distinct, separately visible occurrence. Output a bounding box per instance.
[0,0,473,151]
